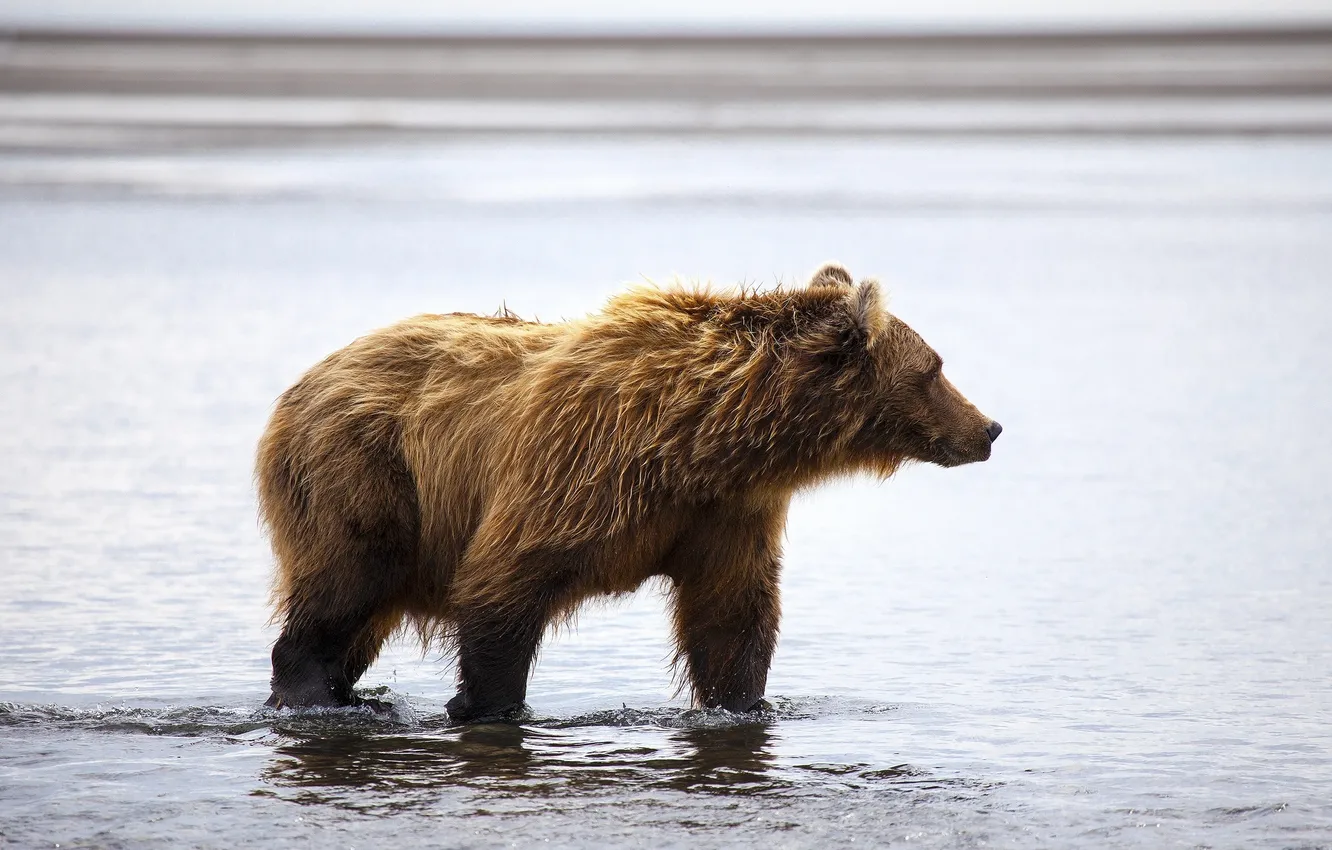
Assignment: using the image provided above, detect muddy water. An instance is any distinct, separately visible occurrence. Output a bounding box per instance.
[2,137,1331,848]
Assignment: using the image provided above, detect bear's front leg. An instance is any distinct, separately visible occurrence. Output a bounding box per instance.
[673,576,781,713]
[667,503,786,713]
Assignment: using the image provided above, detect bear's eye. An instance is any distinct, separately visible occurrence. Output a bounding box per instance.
[921,367,940,386]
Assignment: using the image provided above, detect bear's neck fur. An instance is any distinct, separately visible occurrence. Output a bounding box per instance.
[487,283,901,552]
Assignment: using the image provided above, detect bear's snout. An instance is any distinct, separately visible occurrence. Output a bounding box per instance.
[986,421,1003,443]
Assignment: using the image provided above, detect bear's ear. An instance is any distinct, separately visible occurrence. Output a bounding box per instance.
[809,263,854,289]
[846,278,888,346]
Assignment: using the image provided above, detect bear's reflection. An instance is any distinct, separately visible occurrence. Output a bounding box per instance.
[259,716,785,809]
[261,722,535,804]
[657,723,786,794]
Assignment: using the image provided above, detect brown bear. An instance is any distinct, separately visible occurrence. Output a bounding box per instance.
[257,264,1000,721]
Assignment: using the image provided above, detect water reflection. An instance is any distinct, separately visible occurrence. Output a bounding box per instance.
[653,724,785,794]
[260,715,798,809]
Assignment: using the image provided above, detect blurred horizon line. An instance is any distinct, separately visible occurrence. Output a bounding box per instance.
[5,20,1332,39]
[3,25,1331,150]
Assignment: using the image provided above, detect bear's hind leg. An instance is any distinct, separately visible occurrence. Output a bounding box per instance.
[446,551,578,724]
[445,601,549,723]
[268,550,412,710]
[267,607,375,709]
[263,427,419,711]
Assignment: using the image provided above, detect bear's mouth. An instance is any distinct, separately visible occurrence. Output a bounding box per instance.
[935,438,991,467]
[937,449,969,468]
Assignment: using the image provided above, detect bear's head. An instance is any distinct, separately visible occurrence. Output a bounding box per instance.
[810,263,1001,471]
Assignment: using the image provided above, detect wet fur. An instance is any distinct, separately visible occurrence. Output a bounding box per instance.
[257,265,996,720]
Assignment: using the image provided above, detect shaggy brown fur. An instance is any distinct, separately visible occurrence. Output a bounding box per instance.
[257,264,1000,720]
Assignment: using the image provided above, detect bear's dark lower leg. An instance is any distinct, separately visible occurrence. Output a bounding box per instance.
[267,615,362,708]
[663,502,786,713]
[340,617,399,712]
[267,607,393,709]
[674,580,780,713]
[446,604,548,723]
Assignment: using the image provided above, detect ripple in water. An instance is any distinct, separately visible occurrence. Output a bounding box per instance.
[1,693,995,847]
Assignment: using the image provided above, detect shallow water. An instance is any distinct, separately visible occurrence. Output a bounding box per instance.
[2,137,1331,848]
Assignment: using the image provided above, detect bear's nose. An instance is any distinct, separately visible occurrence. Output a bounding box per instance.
[985,420,1003,443]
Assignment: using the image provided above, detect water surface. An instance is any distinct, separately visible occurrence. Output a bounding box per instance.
[2,136,1331,848]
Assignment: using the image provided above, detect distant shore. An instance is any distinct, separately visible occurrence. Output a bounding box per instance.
[2,27,1331,148]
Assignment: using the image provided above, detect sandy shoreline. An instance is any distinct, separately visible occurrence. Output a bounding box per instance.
[2,28,1331,147]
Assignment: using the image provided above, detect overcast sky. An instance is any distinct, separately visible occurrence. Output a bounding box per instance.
[4,0,1331,33]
